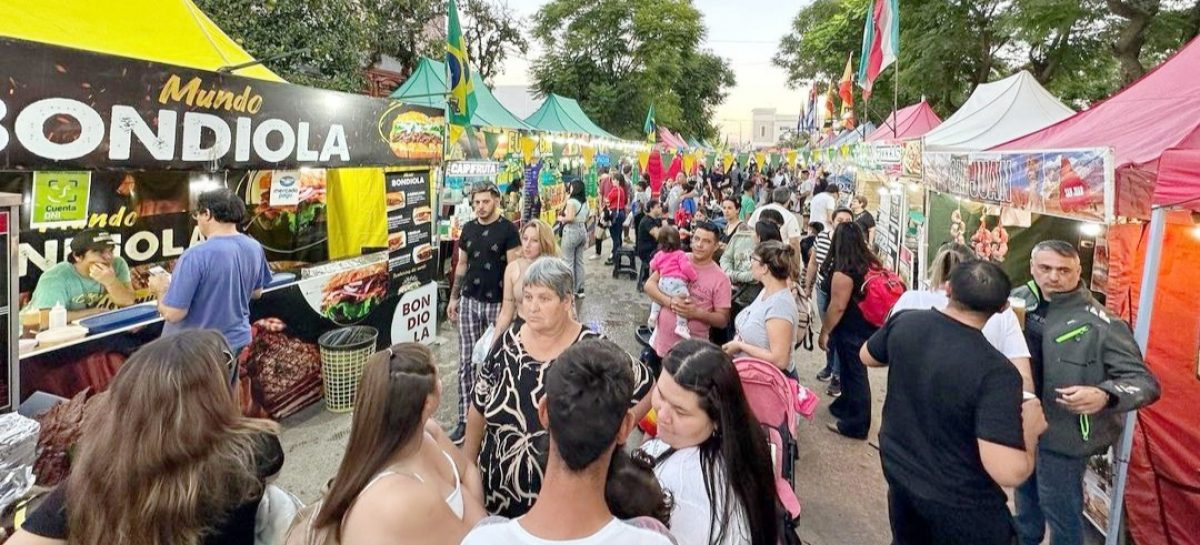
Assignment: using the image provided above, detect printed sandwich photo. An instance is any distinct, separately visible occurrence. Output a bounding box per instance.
[412,243,434,264]
[388,232,407,253]
[319,263,388,324]
[413,206,433,225]
[388,110,443,160]
[386,191,406,211]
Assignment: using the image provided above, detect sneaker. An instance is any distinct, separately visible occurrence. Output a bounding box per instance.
[674,323,692,339]
[448,423,466,446]
[826,377,842,397]
[604,258,614,266]
[816,368,833,382]
[576,289,586,298]
[589,254,602,260]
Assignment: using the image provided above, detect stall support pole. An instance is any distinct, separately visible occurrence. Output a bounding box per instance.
[1104,206,1167,545]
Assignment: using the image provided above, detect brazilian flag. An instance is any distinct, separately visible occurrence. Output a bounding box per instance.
[446,0,476,127]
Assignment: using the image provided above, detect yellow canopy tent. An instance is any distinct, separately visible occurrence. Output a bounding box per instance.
[0,0,282,81]
[2,0,398,257]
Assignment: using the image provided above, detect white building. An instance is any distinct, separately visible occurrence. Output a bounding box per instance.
[751,108,801,147]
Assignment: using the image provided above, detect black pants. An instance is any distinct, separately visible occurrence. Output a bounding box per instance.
[638,254,652,290]
[828,327,873,438]
[889,485,1016,545]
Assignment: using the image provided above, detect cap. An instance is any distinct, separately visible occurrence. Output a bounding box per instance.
[69,229,116,258]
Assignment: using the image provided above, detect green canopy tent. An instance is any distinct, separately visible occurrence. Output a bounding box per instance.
[524,94,621,139]
[390,57,533,131]
[554,96,620,140]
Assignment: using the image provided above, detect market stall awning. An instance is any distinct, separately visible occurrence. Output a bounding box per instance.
[866,100,942,143]
[996,37,1200,171]
[390,57,533,131]
[658,127,690,149]
[828,123,876,148]
[924,70,1073,151]
[1154,149,1200,211]
[554,96,620,139]
[524,94,597,135]
[0,0,282,81]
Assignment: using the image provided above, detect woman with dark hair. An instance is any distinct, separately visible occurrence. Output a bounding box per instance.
[12,331,282,545]
[719,197,744,246]
[724,241,799,371]
[640,340,780,545]
[558,178,590,297]
[818,222,881,439]
[606,173,630,263]
[293,343,484,544]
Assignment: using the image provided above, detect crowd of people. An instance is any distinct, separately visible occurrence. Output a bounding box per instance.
[7,165,1164,545]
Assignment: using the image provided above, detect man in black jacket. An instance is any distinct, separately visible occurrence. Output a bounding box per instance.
[1010,240,1160,545]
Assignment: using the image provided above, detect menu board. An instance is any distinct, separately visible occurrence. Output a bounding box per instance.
[876,189,905,275]
[385,169,437,295]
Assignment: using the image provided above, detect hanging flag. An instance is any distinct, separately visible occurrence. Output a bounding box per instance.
[446,0,476,126]
[644,104,657,144]
[801,86,818,133]
[822,81,836,128]
[857,0,900,99]
[839,53,855,107]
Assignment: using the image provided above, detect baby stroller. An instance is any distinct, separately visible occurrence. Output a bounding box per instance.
[733,356,819,524]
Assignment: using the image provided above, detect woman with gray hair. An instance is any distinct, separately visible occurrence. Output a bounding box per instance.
[888,242,1033,391]
[462,257,653,518]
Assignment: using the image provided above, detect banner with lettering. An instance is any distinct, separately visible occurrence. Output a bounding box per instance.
[0,37,443,171]
[922,148,1114,223]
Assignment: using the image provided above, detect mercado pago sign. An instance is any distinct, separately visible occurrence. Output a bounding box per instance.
[922,148,1115,223]
[0,38,445,171]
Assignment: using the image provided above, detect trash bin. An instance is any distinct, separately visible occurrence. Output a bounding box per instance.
[318,326,378,413]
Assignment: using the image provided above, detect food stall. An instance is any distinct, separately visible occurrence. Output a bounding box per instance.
[1,36,442,420]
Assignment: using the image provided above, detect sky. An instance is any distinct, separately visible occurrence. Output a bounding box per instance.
[491,0,814,143]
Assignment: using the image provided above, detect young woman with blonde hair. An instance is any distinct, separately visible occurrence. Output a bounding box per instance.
[494,219,560,335]
[11,330,283,545]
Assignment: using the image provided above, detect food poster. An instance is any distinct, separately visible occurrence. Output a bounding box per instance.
[875,187,905,274]
[925,191,1094,288]
[240,169,330,267]
[0,37,444,172]
[1083,450,1115,535]
[442,161,508,240]
[0,170,195,303]
[384,169,437,295]
[922,149,1113,223]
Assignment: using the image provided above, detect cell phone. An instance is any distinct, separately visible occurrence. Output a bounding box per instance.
[148,266,167,276]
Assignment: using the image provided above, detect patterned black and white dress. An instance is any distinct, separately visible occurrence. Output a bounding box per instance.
[472,325,653,517]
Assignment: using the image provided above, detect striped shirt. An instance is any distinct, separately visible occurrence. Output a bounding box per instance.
[813,231,833,288]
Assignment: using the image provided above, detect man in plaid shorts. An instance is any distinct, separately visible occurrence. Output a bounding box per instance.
[448,182,521,443]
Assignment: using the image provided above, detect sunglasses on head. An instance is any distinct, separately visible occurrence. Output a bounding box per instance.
[222,346,238,388]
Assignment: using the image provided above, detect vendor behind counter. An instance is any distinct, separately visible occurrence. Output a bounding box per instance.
[23,229,136,321]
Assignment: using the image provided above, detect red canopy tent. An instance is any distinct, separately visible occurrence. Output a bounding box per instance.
[866,99,942,143]
[996,37,1200,220]
[657,127,689,150]
[994,38,1200,545]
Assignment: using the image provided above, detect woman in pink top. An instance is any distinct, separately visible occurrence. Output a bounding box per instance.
[646,226,698,338]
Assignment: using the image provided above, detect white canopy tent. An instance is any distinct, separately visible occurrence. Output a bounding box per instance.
[923,70,1074,151]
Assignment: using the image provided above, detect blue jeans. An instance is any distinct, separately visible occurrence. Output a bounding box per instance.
[1014,446,1088,545]
[815,286,840,377]
[609,210,627,259]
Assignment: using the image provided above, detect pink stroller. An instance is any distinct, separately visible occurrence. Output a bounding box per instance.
[734,356,819,523]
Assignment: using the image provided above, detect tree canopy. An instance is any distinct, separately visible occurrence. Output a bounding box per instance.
[773,0,1200,123]
[528,0,735,140]
[198,0,529,93]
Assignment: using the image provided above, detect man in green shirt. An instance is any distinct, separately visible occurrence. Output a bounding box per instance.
[25,229,136,320]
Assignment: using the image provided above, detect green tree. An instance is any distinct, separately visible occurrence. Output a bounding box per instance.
[528,0,735,140]
[196,0,374,92]
[460,0,530,86]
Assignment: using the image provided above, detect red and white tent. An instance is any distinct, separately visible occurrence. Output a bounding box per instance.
[866,99,942,143]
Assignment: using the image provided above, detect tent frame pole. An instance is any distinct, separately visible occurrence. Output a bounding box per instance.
[1104,205,1167,545]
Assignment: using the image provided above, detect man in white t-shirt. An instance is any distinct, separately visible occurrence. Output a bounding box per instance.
[809,184,840,231]
[749,187,804,257]
[461,339,674,545]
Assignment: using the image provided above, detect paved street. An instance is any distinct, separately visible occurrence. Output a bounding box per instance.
[274,249,1104,545]
[275,250,894,544]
